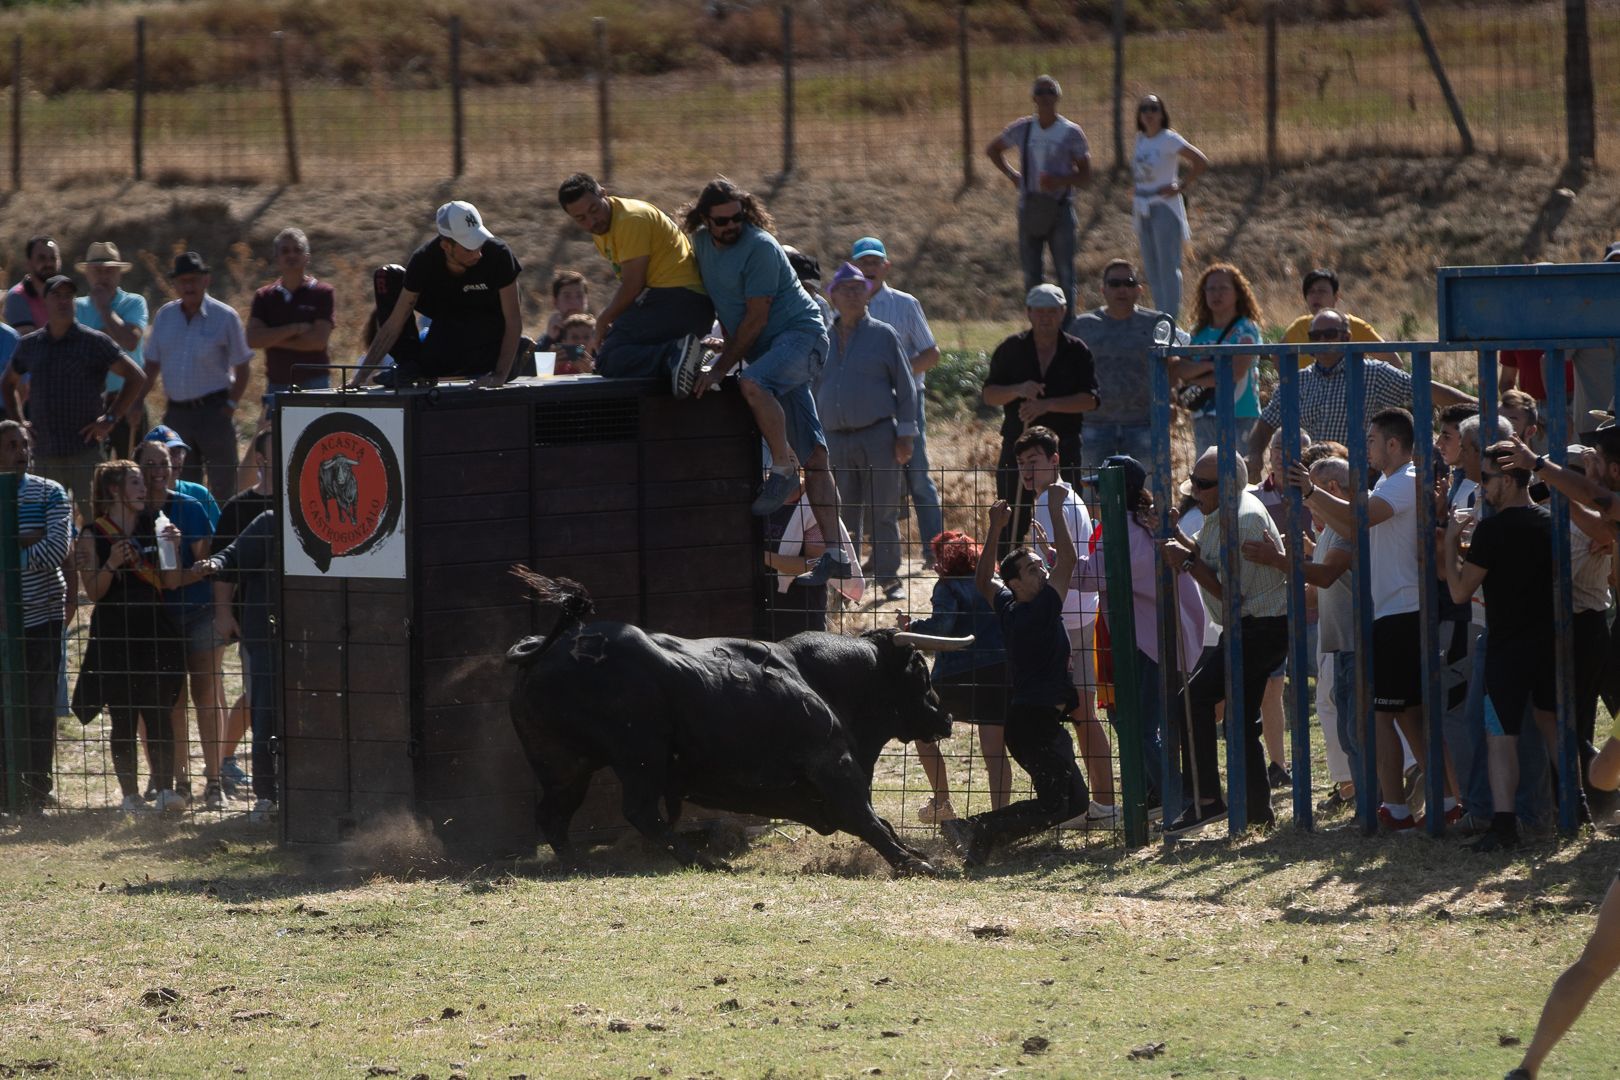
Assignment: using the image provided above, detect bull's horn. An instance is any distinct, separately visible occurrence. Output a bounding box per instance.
[893,632,975,652]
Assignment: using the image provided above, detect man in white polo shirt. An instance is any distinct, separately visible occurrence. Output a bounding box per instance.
[143,251,252,500]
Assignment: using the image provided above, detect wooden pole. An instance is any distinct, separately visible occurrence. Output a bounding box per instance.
[957,2,973,188]
[1112,0,1125,173]
[1564,0,1595,164]
[1405,0,1474,155]
[10,37,20,191]
[1265,4,1278,172]
[781,4,795,179]
[133,17,146,182]
[594,17,612,183]
[274,31,301,183]
[449,15,464,177]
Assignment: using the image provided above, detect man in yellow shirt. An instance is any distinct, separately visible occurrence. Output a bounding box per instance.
[558,173,712,391]
[1279,268,1402,368]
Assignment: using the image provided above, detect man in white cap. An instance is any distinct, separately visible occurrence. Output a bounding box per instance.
[353,200,525,388]
[851,235,944,569]
[985,76,1092,321]
[73,242,149,456]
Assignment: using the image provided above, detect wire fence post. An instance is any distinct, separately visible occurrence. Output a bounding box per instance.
[594,17,613,184]
[1564,0,1596,165]
[449,15,464,178]
[1111,0,1126,174]
[1405,0,1474,155]
[1265,4,1279,172]
[0,473,25,817]
[1098,465,1146,848]
[273,31,301,184]
[780,4,795,180]
[957,3,973,189]
[133,16,146,182]
[9,36,20,191]
[1149,341,1183,844]
[1278,349,1312,830]
[1410,349,1447,837]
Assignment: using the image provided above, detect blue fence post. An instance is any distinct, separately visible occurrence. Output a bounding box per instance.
[1542,347,1580,834]
[1214,355,1248,833]
[1278,347,1312,830]
[1410,350,1447,837]
[1150,345,1182,841]
[1345,348,1378,834]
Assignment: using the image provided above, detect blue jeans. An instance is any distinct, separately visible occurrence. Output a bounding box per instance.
[903,395,943,561]
[742,327,829,464]
[1080,422,1157,471]
[1018,199,1078,321]
[595,287,716,380]
[1136,200,1186,322]
[1450,624,1494,819]
[243,638,278,801]
[1333,651,1362,791]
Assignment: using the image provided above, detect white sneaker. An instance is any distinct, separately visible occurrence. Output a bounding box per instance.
[915,797,956,825]
[1086,800,1121,822]
[670,335,707,399]
[119,794,146,814]
[249,798,277,824]
[155,789,188,813]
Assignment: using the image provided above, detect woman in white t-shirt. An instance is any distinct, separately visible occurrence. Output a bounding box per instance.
[1131,95,1209,326]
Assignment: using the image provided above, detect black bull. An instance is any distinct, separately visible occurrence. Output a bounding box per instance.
[505,574,971,876]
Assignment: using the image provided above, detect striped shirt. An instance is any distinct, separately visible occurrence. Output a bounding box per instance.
[15,473,71,628]
[1259,356,1413,445]
[145,294,252,403]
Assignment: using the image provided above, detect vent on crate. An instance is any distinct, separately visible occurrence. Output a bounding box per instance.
[533,398,640,446]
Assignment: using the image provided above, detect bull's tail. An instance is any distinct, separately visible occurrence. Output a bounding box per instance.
[506,566,596,666]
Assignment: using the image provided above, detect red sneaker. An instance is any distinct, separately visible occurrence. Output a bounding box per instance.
[1377,806,1419,833]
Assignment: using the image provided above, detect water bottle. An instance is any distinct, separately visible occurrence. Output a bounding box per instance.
[154,510,179,571]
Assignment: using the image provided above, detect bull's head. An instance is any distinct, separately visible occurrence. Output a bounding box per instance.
[865,629,968,745]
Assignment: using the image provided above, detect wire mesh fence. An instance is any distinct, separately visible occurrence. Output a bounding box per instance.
[0,1,1612,190]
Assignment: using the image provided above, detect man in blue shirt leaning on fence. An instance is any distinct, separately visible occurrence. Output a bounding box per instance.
[684,176,852,586]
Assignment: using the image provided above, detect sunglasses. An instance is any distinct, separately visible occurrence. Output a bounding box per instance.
[1139,103,1162,113]
[1105,277,1138,288]
[707,212,746,227]
[1307,329,1348,341]
[1034,88,1059,97]
[1190,475,1218,490]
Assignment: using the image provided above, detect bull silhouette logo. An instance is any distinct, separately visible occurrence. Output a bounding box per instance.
[319,454,361,527]
[465,211,478,229]
[287,413,403,574]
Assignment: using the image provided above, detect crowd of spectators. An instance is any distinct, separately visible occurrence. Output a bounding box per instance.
[2,80,1618,862]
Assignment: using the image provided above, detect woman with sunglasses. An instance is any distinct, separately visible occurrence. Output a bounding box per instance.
[1131,94,1209,324]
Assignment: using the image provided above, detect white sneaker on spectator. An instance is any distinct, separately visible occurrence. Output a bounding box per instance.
[1058,801,1120,829]
[249,798,277,824]
[119,794,146,814]
[155,789,188,813]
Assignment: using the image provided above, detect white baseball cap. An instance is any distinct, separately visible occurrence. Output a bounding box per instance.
[436,200,494,250]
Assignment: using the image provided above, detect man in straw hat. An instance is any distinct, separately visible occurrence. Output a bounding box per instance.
[73,242,149,457]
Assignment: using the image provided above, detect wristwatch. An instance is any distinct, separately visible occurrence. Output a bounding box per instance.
[1179,554,1197,573]
[1533,454,1549,473]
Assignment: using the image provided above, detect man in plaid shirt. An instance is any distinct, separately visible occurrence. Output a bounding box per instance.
[1246,309,1473,478]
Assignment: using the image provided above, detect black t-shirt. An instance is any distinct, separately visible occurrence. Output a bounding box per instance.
[994,583,1078,711]
[984,330,1100,441]
[403,236,521,323]
[216,489,273,553]
[1466,502,1554,648]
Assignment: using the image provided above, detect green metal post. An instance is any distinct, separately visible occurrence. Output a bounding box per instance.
[0,473,26,816]
[1098,466,1147,848]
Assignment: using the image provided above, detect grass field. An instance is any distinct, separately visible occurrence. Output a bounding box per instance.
[3,803,1619,1078]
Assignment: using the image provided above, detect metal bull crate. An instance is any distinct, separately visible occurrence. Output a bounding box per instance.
[1149,261,1620,841]
[273,377,763,859]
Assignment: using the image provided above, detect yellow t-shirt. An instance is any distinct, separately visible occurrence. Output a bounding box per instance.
[593,197,706,294]
[1282,312,1385,368]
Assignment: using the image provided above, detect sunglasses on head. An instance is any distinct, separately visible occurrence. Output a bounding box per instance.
[1190,475,1219,490]
[1105,276,1138,288]
[707,211,746,227]
[1307,329,1347,341]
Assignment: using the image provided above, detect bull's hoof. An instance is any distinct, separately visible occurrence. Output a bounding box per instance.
[893,857,938,878]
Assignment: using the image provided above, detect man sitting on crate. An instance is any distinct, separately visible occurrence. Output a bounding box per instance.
[351,201,528,389]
